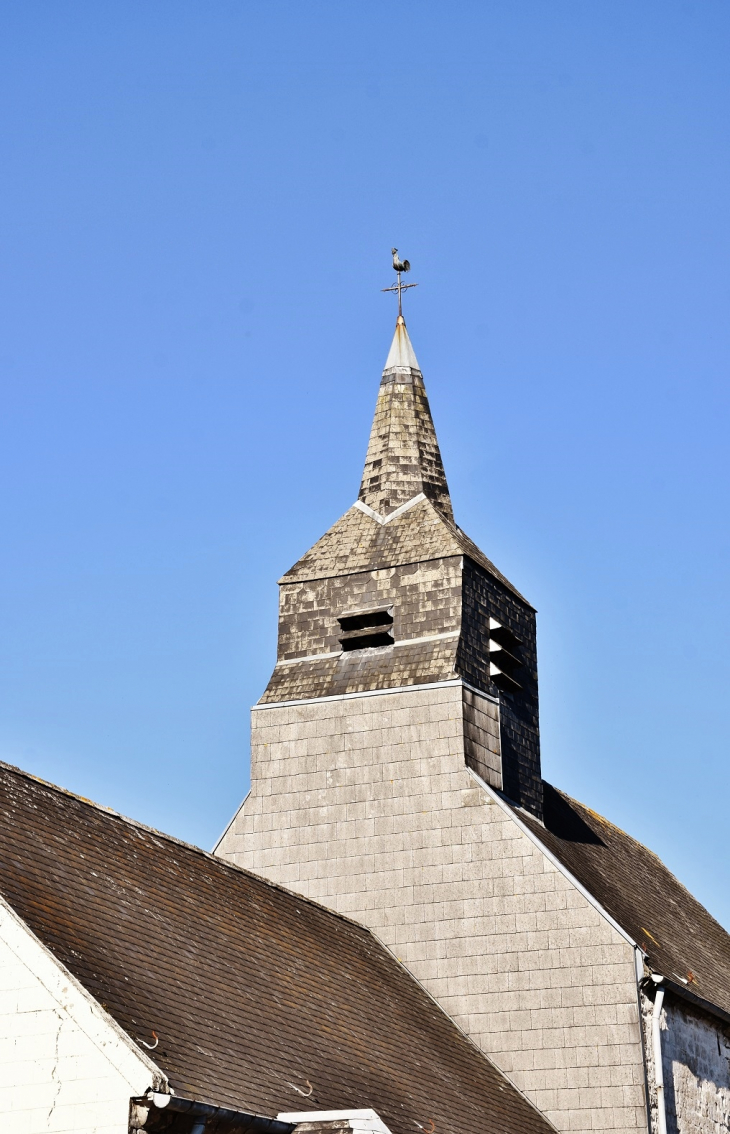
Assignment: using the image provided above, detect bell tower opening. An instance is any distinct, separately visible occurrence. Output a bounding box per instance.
[338,607,395,651]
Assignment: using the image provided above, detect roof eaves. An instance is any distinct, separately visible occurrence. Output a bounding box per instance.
[138,1092,295,1134]
[644,976,730,1029]
[279,550,464,585]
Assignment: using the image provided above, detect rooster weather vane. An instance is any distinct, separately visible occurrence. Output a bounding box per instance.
[382,248,418,317]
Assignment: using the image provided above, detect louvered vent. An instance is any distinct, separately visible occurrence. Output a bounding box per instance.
[488,617,523,691]
[338,608,394,652]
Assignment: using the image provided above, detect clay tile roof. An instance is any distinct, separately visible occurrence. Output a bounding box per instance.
[0,762,553,1134]
[515,783,730,1018]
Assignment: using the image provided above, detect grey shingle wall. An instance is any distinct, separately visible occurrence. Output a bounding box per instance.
[218,684,648,1134]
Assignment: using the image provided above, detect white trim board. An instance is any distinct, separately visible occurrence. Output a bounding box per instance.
[252,678,498,712]
[278,1111,392,1134]
[353,493,425,525]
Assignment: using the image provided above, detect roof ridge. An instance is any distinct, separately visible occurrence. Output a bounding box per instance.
[445,517,532,606]
[0,759,373,937]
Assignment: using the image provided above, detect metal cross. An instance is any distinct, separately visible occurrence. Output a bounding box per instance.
[381,273,418,317]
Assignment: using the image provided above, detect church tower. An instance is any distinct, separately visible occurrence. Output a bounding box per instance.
[250,313,542,817]
[217,312,649,1134]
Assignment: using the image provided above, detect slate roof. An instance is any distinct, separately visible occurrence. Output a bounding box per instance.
[282,497,524,600]
[0,761,553,1134]
[282,313,524,602]
[261,634,459,704]
[358,317,453,523]
[516,783,730,1019]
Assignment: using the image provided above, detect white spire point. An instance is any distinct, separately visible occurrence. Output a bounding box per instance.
[384,315,420,371]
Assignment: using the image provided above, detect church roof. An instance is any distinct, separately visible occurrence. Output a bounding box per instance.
[0,761,553,1134]
[358,316,453,523]
[515,783,730,1021]
[281,495,523,599]
[281,314,528,602]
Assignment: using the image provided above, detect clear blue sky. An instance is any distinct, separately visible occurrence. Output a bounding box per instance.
[1,4,729,926]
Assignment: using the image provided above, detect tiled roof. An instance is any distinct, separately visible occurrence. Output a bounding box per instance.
[0,762,553,1134]
[516,783,730,1017]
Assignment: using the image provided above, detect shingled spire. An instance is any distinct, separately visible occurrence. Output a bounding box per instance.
[358,315,454,523]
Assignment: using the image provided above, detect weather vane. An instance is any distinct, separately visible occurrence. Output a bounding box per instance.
[382,248,418,317]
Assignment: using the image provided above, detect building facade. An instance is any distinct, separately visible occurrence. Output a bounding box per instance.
[217,315,730,1134]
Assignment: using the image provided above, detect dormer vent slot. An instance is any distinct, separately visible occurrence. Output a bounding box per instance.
[338,608,394,652]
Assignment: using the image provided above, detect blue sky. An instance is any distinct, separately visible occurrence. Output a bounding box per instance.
[1,3,729,926]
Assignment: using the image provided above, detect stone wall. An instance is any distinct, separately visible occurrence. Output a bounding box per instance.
[642,989,730,1134]
[218,682,647,1134]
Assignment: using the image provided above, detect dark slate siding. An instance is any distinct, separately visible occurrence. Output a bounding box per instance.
[262,638,459,702]
[276,558,462,662]
[358,365,453,522]
[457,557,543,819]
[262,556,463,702]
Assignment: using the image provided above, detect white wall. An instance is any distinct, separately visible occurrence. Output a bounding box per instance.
[0,899,163,1134]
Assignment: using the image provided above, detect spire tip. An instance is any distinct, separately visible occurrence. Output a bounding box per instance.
[384,314,420,371]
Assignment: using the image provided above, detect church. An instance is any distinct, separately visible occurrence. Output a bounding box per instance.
[0,298,729,1134]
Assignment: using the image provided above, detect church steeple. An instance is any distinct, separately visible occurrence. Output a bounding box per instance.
[358,315,454,523]
[256,304,542,818]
